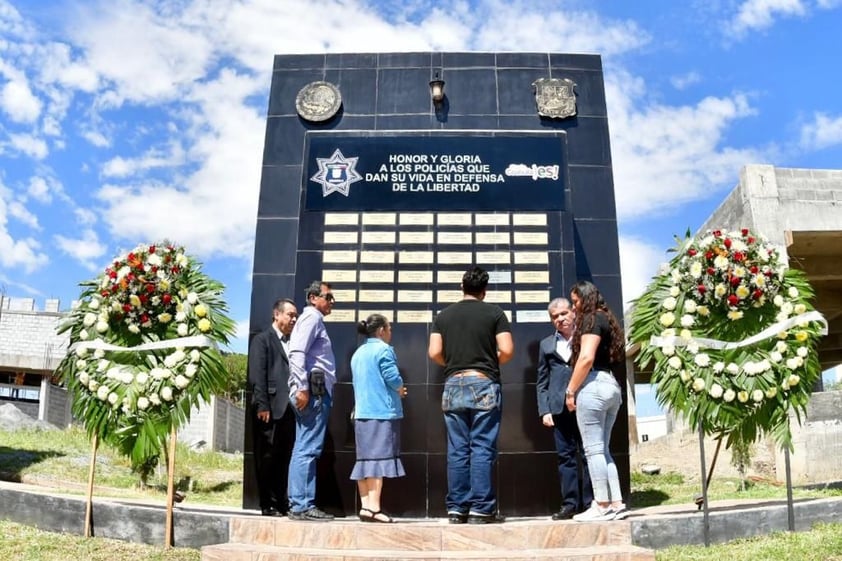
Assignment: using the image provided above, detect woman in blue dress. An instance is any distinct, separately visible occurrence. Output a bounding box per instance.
[350,313,407,523]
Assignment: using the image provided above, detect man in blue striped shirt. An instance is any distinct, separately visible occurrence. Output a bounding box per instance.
[287,280,336,521]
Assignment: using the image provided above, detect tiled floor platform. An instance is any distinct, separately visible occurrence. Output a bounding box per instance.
[201,516,656,561]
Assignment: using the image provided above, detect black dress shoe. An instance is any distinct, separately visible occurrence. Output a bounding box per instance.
[467,513,505,524]
[289,507,334,521]
[261,507,283,517]
[551,506,577,521]
[448,512,468,524]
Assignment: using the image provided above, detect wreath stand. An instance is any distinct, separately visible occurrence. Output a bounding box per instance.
[82,428,180,548]
[84,434,99,538]
[165,425,177,549]
[694,421,797,547]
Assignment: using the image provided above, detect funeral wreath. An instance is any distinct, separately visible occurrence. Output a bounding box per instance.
[629,229,827,450]
[58,243,236,466]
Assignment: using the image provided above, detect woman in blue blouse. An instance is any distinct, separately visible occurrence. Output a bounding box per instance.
[350,313,407,523]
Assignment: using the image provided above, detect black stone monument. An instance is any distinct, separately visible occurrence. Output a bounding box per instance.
[244,52,628,518]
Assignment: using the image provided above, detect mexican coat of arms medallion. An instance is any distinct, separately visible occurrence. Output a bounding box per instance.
[295,81,342,122]
[532,77,577,119]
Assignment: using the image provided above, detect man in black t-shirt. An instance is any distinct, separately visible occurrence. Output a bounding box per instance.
[428,266,514,524]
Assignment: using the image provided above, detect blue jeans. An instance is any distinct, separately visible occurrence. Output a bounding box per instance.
[575,370,622,503]
[441,377,501,515]
[287,392,332,513]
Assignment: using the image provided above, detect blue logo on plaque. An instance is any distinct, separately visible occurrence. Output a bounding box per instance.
[310,148,362,197]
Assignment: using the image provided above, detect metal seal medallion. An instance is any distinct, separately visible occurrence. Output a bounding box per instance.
[532,77,577,119]
[295,81,342,122]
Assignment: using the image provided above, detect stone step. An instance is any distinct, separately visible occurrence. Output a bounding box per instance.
[202,541,657,561]
[227,516,634,551]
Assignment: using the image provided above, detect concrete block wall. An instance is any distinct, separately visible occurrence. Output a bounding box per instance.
[702,165,842,248]
[0,297,69,371]
[177,396,245,453]
[774,167,842,233]
[776,390,842,484]
[44,383,72,428]
[212,397,245,453]
[178,397,213,447]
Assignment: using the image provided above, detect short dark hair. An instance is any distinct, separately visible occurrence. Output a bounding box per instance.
[461,266,489,297]
[357,313,389,337]
[273,298,295,313]
[305,280,331,302]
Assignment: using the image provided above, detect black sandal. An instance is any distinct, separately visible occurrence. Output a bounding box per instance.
[359,508,375,522]
[369,510,394,523]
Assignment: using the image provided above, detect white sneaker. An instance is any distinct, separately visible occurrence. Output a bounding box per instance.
[573,503,615,522]
[609,504,628,520]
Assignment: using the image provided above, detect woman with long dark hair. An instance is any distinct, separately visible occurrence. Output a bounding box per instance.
[565,281,628,521]
[350,314,407,523]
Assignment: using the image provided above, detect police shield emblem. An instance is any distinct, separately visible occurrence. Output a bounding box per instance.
[310,149,362,197]
[532,77,577,119]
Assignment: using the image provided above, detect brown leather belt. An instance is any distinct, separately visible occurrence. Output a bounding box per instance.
[450,370,488,379]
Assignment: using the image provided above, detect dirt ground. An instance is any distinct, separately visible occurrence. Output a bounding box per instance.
[629,428,779,482]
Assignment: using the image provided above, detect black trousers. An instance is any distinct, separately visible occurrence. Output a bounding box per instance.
[552,408,594,511]
[253,407,296,511]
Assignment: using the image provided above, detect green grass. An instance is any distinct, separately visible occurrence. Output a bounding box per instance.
[0,519,200,561]
[630,470,842,508]
[656,522,842,560]
[0,426,243,506]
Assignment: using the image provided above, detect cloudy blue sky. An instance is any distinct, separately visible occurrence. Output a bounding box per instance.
[2,0,842,368]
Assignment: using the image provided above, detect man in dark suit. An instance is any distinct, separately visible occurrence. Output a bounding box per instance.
[248,298,298,516]
[536,297,593,520]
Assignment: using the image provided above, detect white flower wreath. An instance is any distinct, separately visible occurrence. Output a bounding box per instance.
[59,243,235,466]
[629,229,827,449]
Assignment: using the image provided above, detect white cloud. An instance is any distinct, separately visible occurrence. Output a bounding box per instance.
[0,186,48,273]
[0,0,32,39]
[6,132,48,159]
[101,142,186,178]
[0,233,47,272]
[74,207,98,226]
[0,272,43,295]
[27,176,52,203]
[0,76,42,123]
[619,236,668,308]
[799,112,842,150]
[96,68,264,258]
[80,128,111,148]
[726,0,807,37]
[606,69,763,220]
[670,71,702,90]
[471,1,649,54]
[66,1,215,106]
[53,228,107,269]
[7,200,39,230]
[36,42,100,92]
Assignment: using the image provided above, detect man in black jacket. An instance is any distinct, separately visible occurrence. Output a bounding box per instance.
[248,298,298,516]
[536,297,593,520]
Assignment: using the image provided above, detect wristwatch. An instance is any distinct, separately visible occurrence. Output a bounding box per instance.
[565,389,575,397]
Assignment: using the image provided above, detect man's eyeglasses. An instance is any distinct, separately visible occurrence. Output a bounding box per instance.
[318,293,335,303]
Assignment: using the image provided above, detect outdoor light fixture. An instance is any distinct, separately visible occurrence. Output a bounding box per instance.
[429,72,445,104]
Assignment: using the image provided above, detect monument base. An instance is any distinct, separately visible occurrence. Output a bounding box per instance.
[201,515,656,561]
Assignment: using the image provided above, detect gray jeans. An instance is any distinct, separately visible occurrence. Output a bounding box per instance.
[575,370,622,503]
